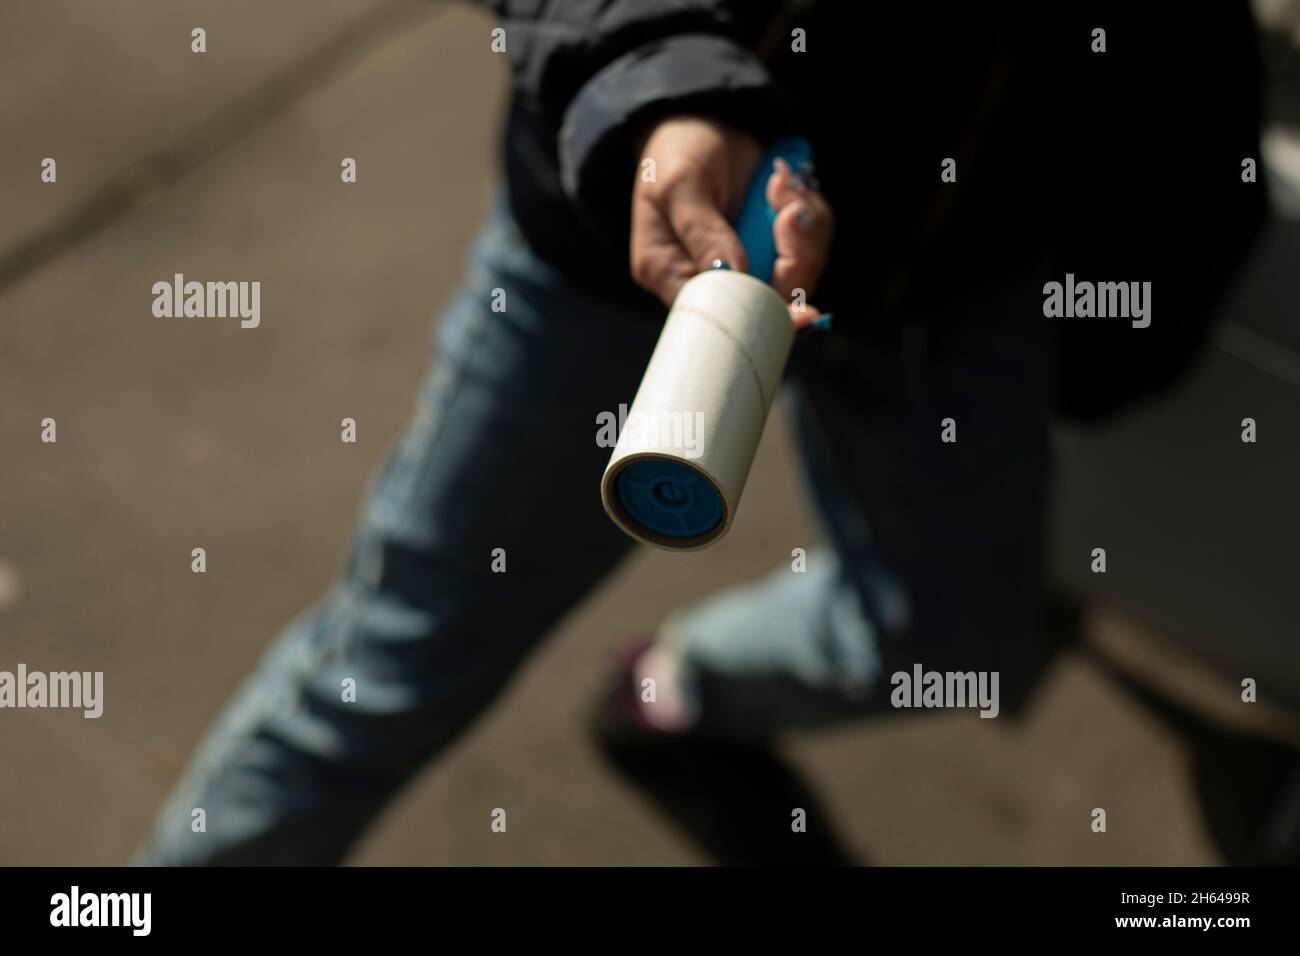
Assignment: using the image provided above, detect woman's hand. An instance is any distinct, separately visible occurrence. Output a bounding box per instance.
[630,116,833,328]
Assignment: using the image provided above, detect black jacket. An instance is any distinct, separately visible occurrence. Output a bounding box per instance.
[486,1,1267,419]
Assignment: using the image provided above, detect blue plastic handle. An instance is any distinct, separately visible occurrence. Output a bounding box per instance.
[733,137,814,285]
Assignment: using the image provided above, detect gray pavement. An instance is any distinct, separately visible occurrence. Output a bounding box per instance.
[0,2,1294,866]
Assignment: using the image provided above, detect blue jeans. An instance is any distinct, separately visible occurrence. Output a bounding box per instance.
[136,208,1054,864]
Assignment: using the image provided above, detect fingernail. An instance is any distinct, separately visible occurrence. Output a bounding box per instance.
[710,259,732,270]
[795,313,833,341]
[794,206,813,229]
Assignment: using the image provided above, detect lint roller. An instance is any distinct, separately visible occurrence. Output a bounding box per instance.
[601,138,813,550]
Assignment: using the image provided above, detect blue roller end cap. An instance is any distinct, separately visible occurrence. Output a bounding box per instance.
[614,459,723,539]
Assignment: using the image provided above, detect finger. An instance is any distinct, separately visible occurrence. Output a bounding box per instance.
[631,194,699,305]
[766,157,808,213]
[771,193,833,310]
[665,179,749,273]
[788,301,822,331]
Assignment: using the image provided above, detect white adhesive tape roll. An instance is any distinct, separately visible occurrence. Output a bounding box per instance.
[601,269,794,550]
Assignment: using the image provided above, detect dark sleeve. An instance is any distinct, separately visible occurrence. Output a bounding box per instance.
[486,1,794,224]
[1049,1,1269,421]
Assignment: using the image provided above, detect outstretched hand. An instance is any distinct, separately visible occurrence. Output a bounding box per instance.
[629,117,833,328]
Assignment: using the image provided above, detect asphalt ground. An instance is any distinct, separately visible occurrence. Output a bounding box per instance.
[1,1,1295,865]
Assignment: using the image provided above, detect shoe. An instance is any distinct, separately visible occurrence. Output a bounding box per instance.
[589,636,860,866]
